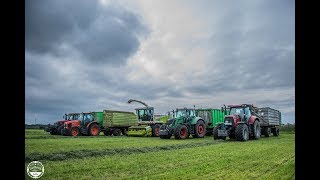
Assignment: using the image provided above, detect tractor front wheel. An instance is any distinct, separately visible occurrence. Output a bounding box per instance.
[213,126,226,140]
[71,127,80,137]
[174,125,189,139]
[152,124,161,137]
[194,120,206,138]
[235,124,249,141]
[89,124,100,136]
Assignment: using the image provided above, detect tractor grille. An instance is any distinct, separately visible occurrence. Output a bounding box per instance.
[224,117,234,125]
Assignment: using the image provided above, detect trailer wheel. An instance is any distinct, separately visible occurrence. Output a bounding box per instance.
[194,120,206,138]
[103,129,112,136]
[272,128,279,136]
[112,128,121,136]
[252,121,261,140]
[174,125,189,139]
[152,124,161,137]
[262,127,271,137]
[160,134,171,139]
[89,124,100,136]
[71,127,80,136]
[235,124,249,141]
[122,129,128,136]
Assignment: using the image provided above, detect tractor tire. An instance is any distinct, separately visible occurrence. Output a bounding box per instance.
[160,134,171,139]
[194,120,206,138]
[174,125,189,139]
[229,133,235,139]
[71,127,80,137]
[89,124,100,136]
[262,127,271,137]
[235,124,249,141]
[272,127,280,136]
[122,128,128,136]
[252,121,261,140]
[57,126,63,135]
[152,124,161,137]
[112,128,121,136]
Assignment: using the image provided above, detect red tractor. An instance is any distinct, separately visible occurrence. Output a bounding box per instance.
[213,104,261,141]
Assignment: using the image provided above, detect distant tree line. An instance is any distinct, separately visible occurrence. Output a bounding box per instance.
[25,124,48,129]
[279,123,295,132]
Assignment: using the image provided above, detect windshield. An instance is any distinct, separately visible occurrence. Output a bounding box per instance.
[175,109,195,118]
[137,109,154,121]
[230,107,244,115]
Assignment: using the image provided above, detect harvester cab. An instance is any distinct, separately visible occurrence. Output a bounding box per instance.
[127,99,163,137]
[159,108,206,140]
[213,104,261,141]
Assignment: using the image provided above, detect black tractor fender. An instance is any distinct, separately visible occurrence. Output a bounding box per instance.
[86,121,100,130]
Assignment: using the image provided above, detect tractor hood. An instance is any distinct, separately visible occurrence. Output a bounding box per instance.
[224,115,240,126]
[64,120,80,125]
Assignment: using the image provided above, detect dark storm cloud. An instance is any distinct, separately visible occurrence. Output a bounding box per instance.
[25,0,148,65]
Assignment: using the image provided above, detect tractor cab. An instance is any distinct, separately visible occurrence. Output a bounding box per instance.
[78,112,95,126]
[135,107,154,122]
[224,104,255,125]
[174,108,196,120]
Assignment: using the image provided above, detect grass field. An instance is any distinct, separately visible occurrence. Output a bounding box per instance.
[25,129,295,179]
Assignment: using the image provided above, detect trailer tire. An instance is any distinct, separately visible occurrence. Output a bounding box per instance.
[122,128,128,136]
[252,121,261,140]
[152,124,161,137]
[71,127,80,136]
[262,127,271,137]
[174,125,189,139]
[272,127,279,136]
[160,134,171,139]
[235,124,249,141]
[112,128,121,136]
[89,124,100,136]
[103,129,112,136]
[194,120,206,138]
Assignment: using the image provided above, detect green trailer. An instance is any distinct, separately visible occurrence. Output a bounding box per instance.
[101,110,138,136]
[196,108,230,135]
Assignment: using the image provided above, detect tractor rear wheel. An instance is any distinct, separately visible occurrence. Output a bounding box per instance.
[71,127,80,136]
[112,128,121,136]
[194,120,206,138]
[89,124,100,136]
[272,127,279,136]
[174,125,189,139]
[235,124,249,141]
[152,124,161,137]
[252,121,261,140]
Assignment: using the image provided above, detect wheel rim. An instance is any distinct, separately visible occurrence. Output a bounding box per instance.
[180,128,187,138]
[91,126,99,135]
[155,127,160,136]
[72,129,78,136]
[198,125,205,135]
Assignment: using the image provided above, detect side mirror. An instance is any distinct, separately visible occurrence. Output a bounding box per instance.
[221,107,224,112]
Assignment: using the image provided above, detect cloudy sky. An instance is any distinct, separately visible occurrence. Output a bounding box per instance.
[25,0,295,124]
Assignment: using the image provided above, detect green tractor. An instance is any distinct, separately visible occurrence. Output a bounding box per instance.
[127,99,168,137]
[159,108,206,139]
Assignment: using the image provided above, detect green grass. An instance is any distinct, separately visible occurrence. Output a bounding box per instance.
[25,129,295,179]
